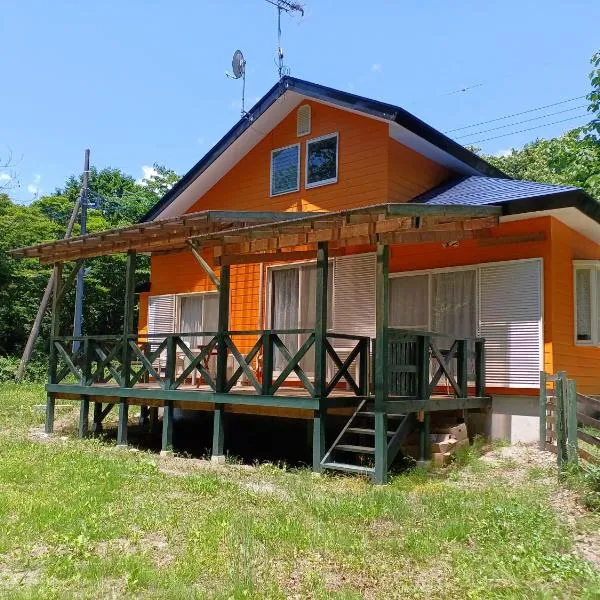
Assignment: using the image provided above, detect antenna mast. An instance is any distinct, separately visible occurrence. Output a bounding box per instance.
[265,0,304,79]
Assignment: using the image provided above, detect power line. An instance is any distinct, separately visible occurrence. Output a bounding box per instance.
[445,95,587,134]
[455,104,588,140]
[467,113,589,145]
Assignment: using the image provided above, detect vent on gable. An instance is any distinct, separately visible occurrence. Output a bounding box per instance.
[297,104,311,137]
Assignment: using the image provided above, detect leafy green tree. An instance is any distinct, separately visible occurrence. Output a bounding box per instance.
[0,163,179,371]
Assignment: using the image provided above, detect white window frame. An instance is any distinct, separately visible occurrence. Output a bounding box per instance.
[270,142,300,197]
[305,132,339,189]
[175,291,219,335]
[573,260,600,346]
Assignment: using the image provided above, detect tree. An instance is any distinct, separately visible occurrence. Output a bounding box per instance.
[0,164,179,367]
[587,50,600,137]
[479,50,600,202]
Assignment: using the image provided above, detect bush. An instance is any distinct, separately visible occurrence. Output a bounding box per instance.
[0,355,47,383]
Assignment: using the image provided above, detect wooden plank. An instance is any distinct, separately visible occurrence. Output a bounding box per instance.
[478,232,546,247]
[567,379,578,465]
[578,430,600,448]
[578,447,600,465]
[577,411,600,430]
[45,383,321,409]
[187,241,221,290]
[385,397,492,413]
[577,393,600,411]
[117,398,128,446]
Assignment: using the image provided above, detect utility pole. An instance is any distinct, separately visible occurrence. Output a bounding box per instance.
[16,149,90,381]
[72,149,90,353]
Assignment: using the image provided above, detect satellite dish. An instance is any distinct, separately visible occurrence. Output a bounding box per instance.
[232,50,246,79]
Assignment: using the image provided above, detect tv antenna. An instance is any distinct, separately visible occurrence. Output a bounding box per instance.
[226,49,247,117]
[265,0,304,79]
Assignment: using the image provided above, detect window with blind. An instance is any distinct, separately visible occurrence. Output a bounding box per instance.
[390,259,543,388]
[574,261,600,345]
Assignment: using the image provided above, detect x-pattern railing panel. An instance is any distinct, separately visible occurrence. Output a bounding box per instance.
[271,333,315,396]
[175,336,218,390]
[224,336,262,393]
[324,339,362,396]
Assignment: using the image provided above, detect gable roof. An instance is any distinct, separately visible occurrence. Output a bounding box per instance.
[142,77,506,222]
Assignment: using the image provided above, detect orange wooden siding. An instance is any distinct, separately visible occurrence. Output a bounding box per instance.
[548,217,600,394]
[387,137,449,202]
[186,100,449,215]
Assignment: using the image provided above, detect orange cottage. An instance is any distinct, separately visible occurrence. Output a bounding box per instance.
[14,77,600,482]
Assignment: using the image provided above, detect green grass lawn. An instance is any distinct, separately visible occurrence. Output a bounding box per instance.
[0,384,599,599]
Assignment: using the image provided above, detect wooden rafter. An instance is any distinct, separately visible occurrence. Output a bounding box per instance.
[11,203,501,264]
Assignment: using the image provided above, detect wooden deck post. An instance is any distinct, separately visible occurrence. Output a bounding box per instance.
[92,401,103,435]
[312,242,328,473]
[162,401,174,454]
[118,250,136,447]
[374,244,389,484]
[45,263,63,434]
[213,264,230,463]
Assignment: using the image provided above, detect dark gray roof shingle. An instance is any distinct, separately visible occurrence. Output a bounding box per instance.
[413,176,580,206]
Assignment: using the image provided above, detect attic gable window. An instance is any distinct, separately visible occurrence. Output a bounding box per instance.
[270,143,300,196]
[306,133,338,188]
[574,261,600,345]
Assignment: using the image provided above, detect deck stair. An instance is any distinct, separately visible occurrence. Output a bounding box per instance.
[320,400,416,478]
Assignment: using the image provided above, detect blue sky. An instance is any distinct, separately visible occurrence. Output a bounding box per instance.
[1,0,598,203]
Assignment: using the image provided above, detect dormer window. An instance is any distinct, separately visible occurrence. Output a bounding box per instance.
[306,133,338,189]
[270,143,300,196]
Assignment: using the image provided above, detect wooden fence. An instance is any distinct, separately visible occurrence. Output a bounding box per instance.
[540,371,600,467]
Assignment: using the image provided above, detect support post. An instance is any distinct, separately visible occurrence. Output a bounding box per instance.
[161,401,174,455]
[122,250,136,388]
[212,404,225,464]
[116,250,136,448]
[374,244,389,484]
[117,399,128,446]
[213,265,230,463]
[475,339,486,397]
[539,371,547,451]
[417,411,431,464]
[312,242,328,473]
[92,402,103,435]
[45,263,63,434]
[261,332,273,395]
[555,371,568,467]
[78,398,89,438]
[456,339,468,398]
[566,378,578,466]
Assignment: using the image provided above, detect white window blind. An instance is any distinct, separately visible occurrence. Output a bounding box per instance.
[332,253,376,345]
[147,294,175,350]
[479,260,542,388]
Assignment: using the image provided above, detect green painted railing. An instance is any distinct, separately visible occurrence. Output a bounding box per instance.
[49,329,371,399]
[384,328,486,399]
